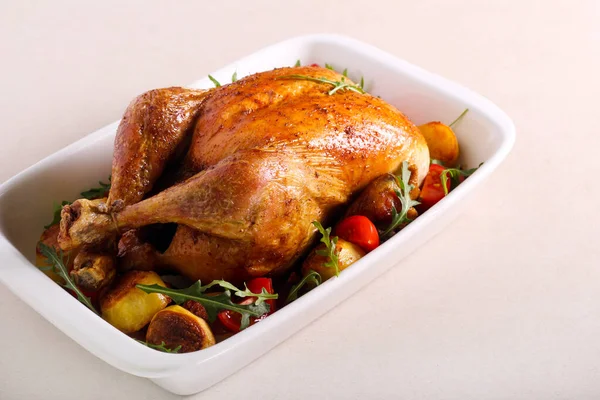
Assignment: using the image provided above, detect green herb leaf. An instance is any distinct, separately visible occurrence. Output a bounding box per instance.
[231,71,238,82]
[286,270,322,303]
[277,74,365,96]
[38,243,99,315]
[294,59,301,67]
[135,339,181,353]
[136,281,271,330]
[45,200,71,229]
[342,68,348,77]
[449,108,469,128]
[312,221,340,276]
[359,76,365,90]
[208,74,221,87]
[325,63,334,70]
[80,176,111,200]
[198,280,278,306]
[381,161,421,237]
[439,163,482,195]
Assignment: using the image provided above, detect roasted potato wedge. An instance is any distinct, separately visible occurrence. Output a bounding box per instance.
[301,238,365,281]
[146,305,216,353]
[100,271,170,333]
[418,122,459,166]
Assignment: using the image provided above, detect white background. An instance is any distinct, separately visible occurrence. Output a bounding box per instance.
[1,1,600,399]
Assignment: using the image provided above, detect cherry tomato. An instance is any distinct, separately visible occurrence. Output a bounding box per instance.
[217,277,276,332]
[335,215,380,252]
[418,164,451,210]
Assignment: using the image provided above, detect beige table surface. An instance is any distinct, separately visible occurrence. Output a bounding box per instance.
[1,0,599,399]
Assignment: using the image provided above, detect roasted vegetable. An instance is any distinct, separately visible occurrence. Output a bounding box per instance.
[146,305,216,353]
[100,271,170,333]
[301,238,365,281]
[418,122,460,167]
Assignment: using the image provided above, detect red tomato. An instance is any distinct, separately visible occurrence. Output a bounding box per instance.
[217,277,276,332]
[335,215,380,252]
[419,164,451,210]
[310,63,320,67]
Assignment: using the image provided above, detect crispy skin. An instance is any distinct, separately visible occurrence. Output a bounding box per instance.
[108,87,211,210]
[60,66,429,282]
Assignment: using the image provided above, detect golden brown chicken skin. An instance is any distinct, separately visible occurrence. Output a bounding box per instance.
[59,66,429,283]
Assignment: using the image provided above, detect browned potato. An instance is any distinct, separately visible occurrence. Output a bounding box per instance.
[100,271,170,333]
[418,122,459,166]
[146,305,216,353]
[301,238,365,281]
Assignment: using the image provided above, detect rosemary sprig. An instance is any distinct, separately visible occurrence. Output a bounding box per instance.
[286,270,322,304]
[135,339,181,353]
[381,161,420,237]
[312,221,340,276]
[277,74,365,96]
[37,243,99,315]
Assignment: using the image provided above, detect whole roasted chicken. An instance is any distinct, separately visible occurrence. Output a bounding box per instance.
[58,66,429,284]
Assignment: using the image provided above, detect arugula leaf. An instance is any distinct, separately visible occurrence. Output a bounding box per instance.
[208,75,221,87]
[44,200,71,229]
[286,270,322,304]
[80,176,111,200]
[381,161,421,237]
[440,163,482,195]
[312,221,340,276]
[449,108,469,128]
[294,59,301,67]
[135,339,181,353]
[276,74,365,96]
[136,281,271,330]
[231,71,238,83]
[37,243,99,315]
[197,279,278,306]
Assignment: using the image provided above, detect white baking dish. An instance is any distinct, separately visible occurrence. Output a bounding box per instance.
[0,34,515,395]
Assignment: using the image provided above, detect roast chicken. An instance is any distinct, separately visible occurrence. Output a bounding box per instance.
[58,66,429,283]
